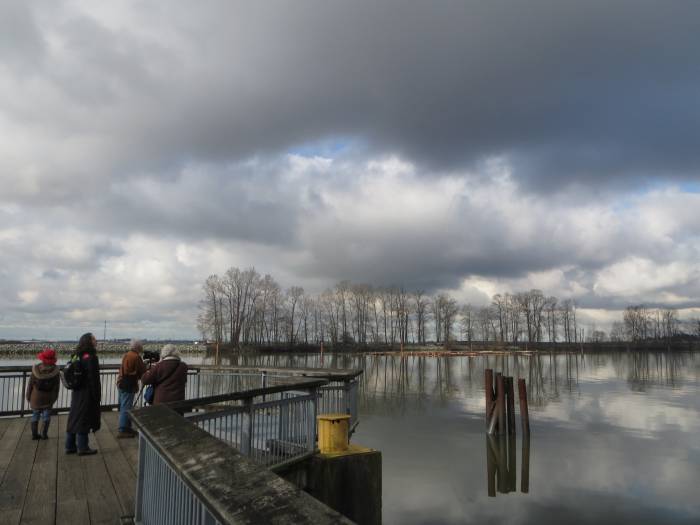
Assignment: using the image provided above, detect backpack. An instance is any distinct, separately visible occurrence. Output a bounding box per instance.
[35,375,56,392]
[60,353,84,390]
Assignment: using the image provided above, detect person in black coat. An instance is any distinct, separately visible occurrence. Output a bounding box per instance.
[65,332,102,455]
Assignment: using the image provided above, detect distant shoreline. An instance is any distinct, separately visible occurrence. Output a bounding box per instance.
[2,339,697,356]
[0,341,205,355]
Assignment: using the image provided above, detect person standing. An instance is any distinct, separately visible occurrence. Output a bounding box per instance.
[116,340,146,438]
[141,344,188,405]
[26,347,60,440]
[65,332,101,455]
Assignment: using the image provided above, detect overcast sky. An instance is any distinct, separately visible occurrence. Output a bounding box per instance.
[1,1,699,339]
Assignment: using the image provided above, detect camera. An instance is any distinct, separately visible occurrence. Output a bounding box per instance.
[143,350,160,363]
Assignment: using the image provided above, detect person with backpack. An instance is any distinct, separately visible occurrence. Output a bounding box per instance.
[25,347,60,440]
[116,339,146,438]
[65,332,101,455]
[141,344,188,406]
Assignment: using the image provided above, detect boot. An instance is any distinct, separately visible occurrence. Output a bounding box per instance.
[41,420,50,440]
[30,421,40,440]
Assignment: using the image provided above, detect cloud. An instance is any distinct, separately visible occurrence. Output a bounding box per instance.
[2,1,700,337]
[3,1,700,201]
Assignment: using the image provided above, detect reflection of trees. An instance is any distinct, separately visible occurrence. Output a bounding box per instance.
[205,350,698,413]
[616,351,690,390]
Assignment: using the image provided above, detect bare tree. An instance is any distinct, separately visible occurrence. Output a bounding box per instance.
[623,305,649,341]
[460,304,475,348]
[413,291,430,344]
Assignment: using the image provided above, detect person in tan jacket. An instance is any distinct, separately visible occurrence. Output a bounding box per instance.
[26,348,60,440]
[116,340,146,438]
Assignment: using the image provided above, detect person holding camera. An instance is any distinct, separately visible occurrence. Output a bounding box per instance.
[116,340,147,438]
[141,344,188,406]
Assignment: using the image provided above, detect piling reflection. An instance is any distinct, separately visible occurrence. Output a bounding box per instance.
[486,434,530,496]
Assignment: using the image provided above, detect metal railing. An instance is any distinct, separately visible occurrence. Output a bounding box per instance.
[0,365,204,416]
[0,364,362,421]
[170,377,326,469]
[137,435,222,525]
[0,365,362,426]
[131,404,351,525]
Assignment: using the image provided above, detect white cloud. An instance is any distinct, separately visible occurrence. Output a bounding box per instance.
[2,2,700,338]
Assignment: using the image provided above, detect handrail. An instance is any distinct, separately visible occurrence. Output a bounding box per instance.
[0,363,363,379]
[198,365,364,381]
[167,377,328,412]
[131,404,352,525]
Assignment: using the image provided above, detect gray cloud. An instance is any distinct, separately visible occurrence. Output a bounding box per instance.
[3,1,700,198]
[2,1,700,337]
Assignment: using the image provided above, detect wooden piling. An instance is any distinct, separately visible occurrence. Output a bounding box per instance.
[517,378,530,435]
[485,436,496,497]
[521,434,530,494]
[496,435,507,494]
[485,369,494,428]
[507,435,517,493]
[496,373,505,435]
[506,377,516,436]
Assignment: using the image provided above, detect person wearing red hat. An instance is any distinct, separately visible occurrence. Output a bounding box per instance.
[26,347,61,440]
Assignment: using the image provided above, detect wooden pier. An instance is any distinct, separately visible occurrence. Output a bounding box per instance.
[0,412,138,525]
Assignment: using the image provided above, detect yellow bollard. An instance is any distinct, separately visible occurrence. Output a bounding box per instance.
[317,414,351,454]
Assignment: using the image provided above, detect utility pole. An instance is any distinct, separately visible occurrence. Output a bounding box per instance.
[103,320,107,348]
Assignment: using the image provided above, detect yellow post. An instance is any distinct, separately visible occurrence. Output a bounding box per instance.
[317,414,351,454]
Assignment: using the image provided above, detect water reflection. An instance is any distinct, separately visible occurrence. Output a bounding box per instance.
[1,350,699,524]
[203,350,700,524]
[485,434,530,496]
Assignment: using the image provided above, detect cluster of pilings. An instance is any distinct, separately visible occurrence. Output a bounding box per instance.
[485,369,530,436]
[485,369,531,497]
[486,434,530,496]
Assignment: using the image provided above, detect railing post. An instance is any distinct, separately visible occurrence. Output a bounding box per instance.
[346,379,358,429]
[20,371,27,417]
[261,371,267,405]
[241,398,253,456]
[279,393,290,442]
[308,386,319,451]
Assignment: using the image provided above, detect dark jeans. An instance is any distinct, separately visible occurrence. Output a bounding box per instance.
[65,432,89,452]
[118,389,136,432]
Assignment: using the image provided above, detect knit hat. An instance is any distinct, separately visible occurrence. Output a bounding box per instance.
[38,348,57,365]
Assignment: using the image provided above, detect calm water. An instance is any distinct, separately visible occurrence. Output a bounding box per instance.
[238,351,700,525]
[3,350,699,524]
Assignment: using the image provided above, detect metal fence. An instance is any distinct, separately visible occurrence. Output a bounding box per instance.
[136,435,222,525]
[187,389,318,468]
[0,365,204,416]
[0,365,362,421]
[132,403,352,525]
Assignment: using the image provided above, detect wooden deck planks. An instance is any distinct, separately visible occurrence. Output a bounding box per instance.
[20,416,59,525]
[100,412,139,475]
[1,413,140,524]
[93,415,137,519]
[0,418,25,483]
[81,452,123,525]
[56,415,90,525]
[0,421,39,524]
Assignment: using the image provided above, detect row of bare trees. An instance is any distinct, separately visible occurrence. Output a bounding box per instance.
[197,268,594,346]
[197,267,696,347]
[611,305,681,342]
